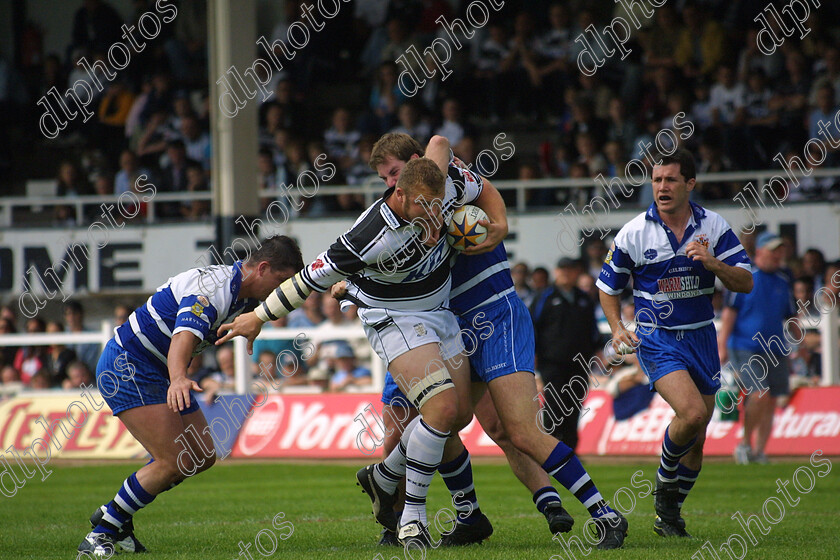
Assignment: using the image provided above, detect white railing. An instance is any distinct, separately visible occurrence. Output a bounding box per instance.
[4,168,840,227]
[0,321,383,394]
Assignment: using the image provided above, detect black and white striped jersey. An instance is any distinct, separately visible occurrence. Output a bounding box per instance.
[298,162,483,311]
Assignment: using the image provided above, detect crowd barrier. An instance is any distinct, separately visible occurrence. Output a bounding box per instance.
[2,387,836,461]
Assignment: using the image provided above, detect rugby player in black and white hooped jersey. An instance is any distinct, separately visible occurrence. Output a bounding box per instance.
[216,137,508,548]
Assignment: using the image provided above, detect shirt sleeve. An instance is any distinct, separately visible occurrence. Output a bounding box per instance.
[448,162,484,205]
[713,228,752,271]
[596,237,634,295]
[173,295,219,341]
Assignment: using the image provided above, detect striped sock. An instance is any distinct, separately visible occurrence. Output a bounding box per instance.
[675,464,700,508]
[533,486,562,514]
[439,447,481,524]
[542,442,616,519]
[402,419,449,526]
[373,416,421,494]
[94,473,155,535]
[657,426,696,483]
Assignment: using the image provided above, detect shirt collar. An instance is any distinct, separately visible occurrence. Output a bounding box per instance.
[645,201,706,228]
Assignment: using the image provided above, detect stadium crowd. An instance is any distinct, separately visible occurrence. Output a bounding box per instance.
[3,0,840,222]
[0,234,829,408]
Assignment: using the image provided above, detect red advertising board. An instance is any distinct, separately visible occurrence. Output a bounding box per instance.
[232,388,840,459]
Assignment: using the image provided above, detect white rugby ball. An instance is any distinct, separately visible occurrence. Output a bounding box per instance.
[447,205,488,251]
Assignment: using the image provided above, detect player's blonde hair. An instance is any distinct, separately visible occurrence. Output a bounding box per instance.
[396,158,445,199]
[369,133,424,169]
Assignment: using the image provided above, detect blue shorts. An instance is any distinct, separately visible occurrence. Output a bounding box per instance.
[636,323,721,395]
[97,339,200,415]
[380,293,535,407]
[459,292,535,383]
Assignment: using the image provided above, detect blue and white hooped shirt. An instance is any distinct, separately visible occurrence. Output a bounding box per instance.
[596,202,751,330]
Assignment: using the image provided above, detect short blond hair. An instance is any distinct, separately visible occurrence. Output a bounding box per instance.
[396,158,445,199]
[369,133,424,170]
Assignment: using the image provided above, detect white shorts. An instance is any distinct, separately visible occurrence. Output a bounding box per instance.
[357,307,464,368]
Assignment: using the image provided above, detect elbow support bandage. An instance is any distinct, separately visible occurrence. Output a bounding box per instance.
[255,272,312,322]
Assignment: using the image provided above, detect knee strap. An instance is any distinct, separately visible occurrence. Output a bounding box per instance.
[406,368,454,409]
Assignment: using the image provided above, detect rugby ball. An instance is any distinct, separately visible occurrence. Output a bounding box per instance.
[447,205,488,251]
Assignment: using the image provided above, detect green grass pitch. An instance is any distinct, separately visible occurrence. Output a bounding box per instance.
[2,458,838,559]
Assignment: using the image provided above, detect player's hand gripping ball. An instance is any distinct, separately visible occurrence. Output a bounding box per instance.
[447,205,488,251]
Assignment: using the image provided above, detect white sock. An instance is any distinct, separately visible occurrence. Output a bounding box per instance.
[401,419,449,526]
[373,416,421,494]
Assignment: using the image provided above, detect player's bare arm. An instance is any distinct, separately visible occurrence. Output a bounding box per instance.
[717,306,737,365]
[166,331,202,412]
[685,241,753,293]
[424,135,451,171]
[599,291,639,352]
[466,176,508,254]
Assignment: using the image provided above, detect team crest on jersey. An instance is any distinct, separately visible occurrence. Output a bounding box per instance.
[695,234,710,249]
[604,249,613,264]
[644,248,658,260]
[197,295,210,307]
[312,258,325,270]
[191,302,204,316]
[414,323,427,337]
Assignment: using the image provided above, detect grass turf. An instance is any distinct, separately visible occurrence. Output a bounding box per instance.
[1,458,838,559]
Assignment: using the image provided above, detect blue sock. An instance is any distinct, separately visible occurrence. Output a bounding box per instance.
[439,448,481,524]
[658,426,696,483]
[542,442,615,519]
[533,486,562,514]
[675,464,700,508]
[94,473,156,535]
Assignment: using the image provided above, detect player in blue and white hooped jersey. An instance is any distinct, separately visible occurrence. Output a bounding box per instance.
[216,137,509,548]
[361,138,627,549]
[597,149,752,539]
[77,236,303,557]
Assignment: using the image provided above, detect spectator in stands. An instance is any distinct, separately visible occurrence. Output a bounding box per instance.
[70,0,123,58]
[719,232,796,465]
[14,317,47,384]
[640,5,683,70]
[252,317,304,381]
[810,47,840,106]
[115,149,152,196]
[35,53,67,100]
[689,78,714,132]
[113,304,131,327]
[328,345,372,392]
[435,98,470,148]
[808,84,840,165]
[259,103,286,150]
[379,18,416,69]
[288,292,324,328]
[511,262,533,306]
[139,72,174,128]
[180,162,210,220]
[30,369,52,390]
[575,132,607,177]
[801,248,827,293]
[367,62,405,135]
[696,135,736,200]
[45,320,77,386]
[158,139,199,217]
[471,22,513,121]
[137,109,177,159]
[324,107,361,171]
[390,102,430,144]
[254,350,283,392]
[64,301,100,372]
[95,80,135,161]
[0,305,17,326]
[56,160,89,197]
[179,115,211,171]
[164,0,207,85]
[770,50,811,147]
[346,136,378,187]
[200,345,235,403]
[674,1,725,79]
[606,98,638,159]
[1,365,20,385]
[531,257,600,452]
[0,317,18,369]
[738,28,784,83]
[584,239,609,280]
[530,4,573,113]
[531,266,550,298]
[62,360,94,390]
